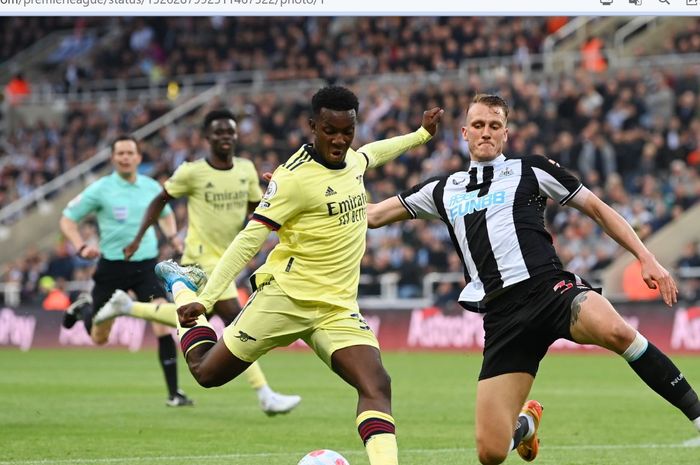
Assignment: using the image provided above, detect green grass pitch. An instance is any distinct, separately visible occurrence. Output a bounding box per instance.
[2,349,699,464]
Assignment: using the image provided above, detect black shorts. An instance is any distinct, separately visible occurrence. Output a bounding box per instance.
[91,258,166,313]
[478,270,599,380]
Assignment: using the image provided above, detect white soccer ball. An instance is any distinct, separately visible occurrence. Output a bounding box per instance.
[297,449,350,465]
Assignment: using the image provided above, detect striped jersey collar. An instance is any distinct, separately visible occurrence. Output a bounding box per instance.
[468,154,506,167]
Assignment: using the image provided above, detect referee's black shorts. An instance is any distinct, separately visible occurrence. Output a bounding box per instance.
[479,270,600,380]
[91,258,167,312]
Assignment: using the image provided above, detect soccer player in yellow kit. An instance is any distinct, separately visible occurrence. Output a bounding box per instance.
[156,86,443,465]
[97,110,301,415]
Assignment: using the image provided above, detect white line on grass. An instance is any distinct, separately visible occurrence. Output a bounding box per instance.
[2,440,699,465]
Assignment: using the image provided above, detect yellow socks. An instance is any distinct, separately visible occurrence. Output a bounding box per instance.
[172,284,198,307]
[356,410,398,465]
[131,302,178,326]
[244,361,269,390]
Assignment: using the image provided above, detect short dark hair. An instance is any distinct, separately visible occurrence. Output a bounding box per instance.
[203,109,237,132]
[111,135,139,153]
[470,94,509,119]
[311,86,359,116]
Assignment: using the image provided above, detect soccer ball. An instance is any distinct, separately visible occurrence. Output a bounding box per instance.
[297,449,350,465]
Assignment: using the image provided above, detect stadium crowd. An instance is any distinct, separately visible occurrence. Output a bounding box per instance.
[22,17,556,88]
[670,18,700,55]
[7,15,700,214]
[0,18,97,64]
[2,18,700,308]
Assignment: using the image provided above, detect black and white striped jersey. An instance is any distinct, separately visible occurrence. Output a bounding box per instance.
[399,154,583,312]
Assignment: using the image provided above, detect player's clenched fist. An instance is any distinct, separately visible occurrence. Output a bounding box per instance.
[421,107,444,136]
[177,301,206,327]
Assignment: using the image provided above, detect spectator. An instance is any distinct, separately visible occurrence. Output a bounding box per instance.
[677,241,700,269]
[581,35,607,73]
[40,276,71,311]
[396,246,423,298]
[4,73,30,105]
[677,241,700,303]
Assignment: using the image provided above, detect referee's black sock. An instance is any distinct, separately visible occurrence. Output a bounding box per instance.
[82,306,94,335]
[158,335,179,397]
[627,338,700,425]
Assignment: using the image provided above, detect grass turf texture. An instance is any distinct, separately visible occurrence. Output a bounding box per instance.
[2,349,699,465]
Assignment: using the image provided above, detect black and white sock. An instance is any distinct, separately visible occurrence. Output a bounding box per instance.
[624,332,700,427]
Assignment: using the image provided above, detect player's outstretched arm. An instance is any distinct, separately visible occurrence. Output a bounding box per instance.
[359,107,444,169]
[569,188,678,307]
[367,197,412,229]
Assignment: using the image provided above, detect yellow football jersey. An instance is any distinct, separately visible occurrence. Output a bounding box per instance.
[193,128,431,312]
[164,158,262,264]
[251,145,370,310]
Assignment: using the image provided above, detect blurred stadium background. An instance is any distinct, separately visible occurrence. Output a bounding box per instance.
[1,16,700,465]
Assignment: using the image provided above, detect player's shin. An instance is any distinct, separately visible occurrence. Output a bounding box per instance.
[357,410,398,465]
[624,332,700,429]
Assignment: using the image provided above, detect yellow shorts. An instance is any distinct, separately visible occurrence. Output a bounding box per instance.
[183,256,238,302]
[222,277,379,366]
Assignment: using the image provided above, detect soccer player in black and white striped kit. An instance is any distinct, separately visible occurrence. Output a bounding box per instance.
[368,94,700,465]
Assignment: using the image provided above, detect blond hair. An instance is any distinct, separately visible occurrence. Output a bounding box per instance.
[469,94,509,119]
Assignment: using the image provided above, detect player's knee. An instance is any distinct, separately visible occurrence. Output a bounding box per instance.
[603,320,636,353]
[374,369,392,399]
[475,430,510,465]
[192,371,223,388]
[359,369,391,401]
[188,363,225,388]
[91,335,108,345]
[90,329,109,345]
[475,442,508,465]
[196,378,219,389]
[375,368,391,398]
